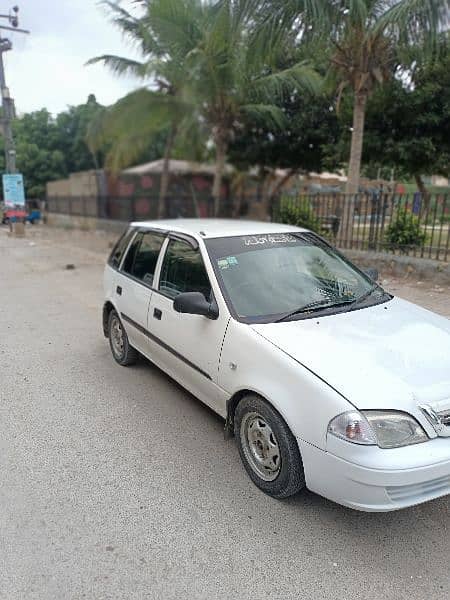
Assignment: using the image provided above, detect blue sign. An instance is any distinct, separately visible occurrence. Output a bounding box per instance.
[3,173,25,207]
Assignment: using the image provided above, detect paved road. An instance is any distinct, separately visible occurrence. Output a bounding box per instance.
[0,228,449,600]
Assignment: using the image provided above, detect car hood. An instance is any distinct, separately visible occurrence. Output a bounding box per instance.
[251,297,450,412]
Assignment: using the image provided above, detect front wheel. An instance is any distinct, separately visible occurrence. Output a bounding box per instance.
[108,309,139,366]
[234,394,306,499]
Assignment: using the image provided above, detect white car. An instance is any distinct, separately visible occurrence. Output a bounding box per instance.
[103,219,450,511]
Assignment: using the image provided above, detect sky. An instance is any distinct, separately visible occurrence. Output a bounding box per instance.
[2,0,142,115]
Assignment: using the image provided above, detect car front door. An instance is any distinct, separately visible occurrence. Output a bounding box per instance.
[115,229,165,353]
[147,237,230,415]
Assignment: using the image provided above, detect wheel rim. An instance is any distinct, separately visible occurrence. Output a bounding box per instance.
[110,315,125,357]
[240,412,281,482]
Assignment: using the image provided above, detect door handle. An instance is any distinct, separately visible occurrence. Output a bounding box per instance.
[116,285,122,296]
[153,308,162,320]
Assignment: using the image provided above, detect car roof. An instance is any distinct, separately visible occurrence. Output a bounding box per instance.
[129,218,308,239]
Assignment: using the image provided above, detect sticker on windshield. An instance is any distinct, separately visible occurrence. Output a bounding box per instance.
[218,256,239,269]
[243,234,297,246]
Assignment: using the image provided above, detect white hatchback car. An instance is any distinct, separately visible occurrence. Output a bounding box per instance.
[103,219,450,511]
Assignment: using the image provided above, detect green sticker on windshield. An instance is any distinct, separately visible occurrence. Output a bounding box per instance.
[218,256,239,269]
[218,258,229,270]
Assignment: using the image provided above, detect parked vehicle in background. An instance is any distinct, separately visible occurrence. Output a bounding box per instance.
[103,219,450,511]
[1,200,41,224]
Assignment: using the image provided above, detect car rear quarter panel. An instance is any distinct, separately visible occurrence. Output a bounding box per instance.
[218,318,352,449]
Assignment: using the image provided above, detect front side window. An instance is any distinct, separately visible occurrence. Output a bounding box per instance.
[122,231,164,286]
[206,232,389,323]
[159,239,211,300]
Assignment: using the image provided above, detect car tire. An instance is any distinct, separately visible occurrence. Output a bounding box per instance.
[108,309,139,366]
[234,394,306,499]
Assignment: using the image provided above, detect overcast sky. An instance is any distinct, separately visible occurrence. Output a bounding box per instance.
[2,0,142,115]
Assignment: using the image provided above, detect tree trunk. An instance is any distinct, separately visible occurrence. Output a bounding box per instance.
[212,137,227,217]
[346,93,367,195]
[414,174,431,212]
[339,92,367,245]
[158,123,177,219]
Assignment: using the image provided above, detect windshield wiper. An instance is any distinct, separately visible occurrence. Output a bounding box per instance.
[348,283,380,307]
[274,284,381,323]
[274,298,355,323]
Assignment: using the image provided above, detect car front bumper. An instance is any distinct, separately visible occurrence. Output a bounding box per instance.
[299,436,450,511]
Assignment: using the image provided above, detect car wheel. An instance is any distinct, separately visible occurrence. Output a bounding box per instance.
[108,309,139,366]
[234,394,306,499]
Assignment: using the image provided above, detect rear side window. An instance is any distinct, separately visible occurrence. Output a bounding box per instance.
[122,231,165,286]
[108,228,134,269]
[159,239,211,300]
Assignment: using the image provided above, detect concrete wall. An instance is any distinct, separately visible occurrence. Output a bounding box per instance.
[47,170,102,198]
[344,249,450,286]
[46,178,71,197]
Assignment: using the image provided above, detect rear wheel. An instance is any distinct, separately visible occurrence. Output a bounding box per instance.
[108,309,139,366]
[234,394,305,499]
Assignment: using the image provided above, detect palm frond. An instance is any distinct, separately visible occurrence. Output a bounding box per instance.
[252,62,322,102]
[106,133,156,173]
[85,55,147,77]
[374,0,448,46]
[240,103,287,130]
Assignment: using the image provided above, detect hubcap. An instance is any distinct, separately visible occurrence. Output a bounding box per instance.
[110,315,124,357]
[240,412,281,481]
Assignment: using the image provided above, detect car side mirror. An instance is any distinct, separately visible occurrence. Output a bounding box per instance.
[364,267,379,281]
[173,292,219,320]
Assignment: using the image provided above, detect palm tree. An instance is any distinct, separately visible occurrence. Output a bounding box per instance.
[259,0,447,194]
[181,0,321,215]
[90,0,320,217]
[87,0,205,217]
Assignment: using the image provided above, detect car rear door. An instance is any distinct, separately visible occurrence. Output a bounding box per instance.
[114,229,165,353]
[146,236,230,416]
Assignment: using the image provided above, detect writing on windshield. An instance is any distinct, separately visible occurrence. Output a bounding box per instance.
[243,234,298,247]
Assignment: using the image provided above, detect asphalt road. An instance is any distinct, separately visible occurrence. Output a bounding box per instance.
[1,228,449,600]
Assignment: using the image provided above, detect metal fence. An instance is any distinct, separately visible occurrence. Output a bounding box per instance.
[47,192,450,261]
[46,195,232,221]
[272,193,450,262]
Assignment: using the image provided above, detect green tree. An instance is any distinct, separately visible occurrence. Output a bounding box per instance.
[56,94,106,171]
[0,98,109,197]
[90,0,320,216]
[228,90,342,181]
[87,0,206,217]
[362,41,450,198]
[260,0,447,194]
[179,0,321,214]
[0,109,64,197]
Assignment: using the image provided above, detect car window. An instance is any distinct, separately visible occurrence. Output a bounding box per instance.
[122,231,165,286]
[159,239,211,300]
[108,227,134,269]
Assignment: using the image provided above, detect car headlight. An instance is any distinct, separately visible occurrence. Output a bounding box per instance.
[328,410,428,449]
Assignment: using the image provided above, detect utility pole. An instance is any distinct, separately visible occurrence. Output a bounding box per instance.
[0,5,29,173]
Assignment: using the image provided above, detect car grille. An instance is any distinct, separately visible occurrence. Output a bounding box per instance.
[387,474,450,503]
[437,409,450,427]
[420,402,450,437]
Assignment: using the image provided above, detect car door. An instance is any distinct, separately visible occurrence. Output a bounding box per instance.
[115,229,165,353]
[147,237,230,415]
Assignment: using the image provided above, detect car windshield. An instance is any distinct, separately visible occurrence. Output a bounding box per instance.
[206,232,388,323]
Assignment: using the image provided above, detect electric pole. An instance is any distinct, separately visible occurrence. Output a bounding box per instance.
[0,5,29,173]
